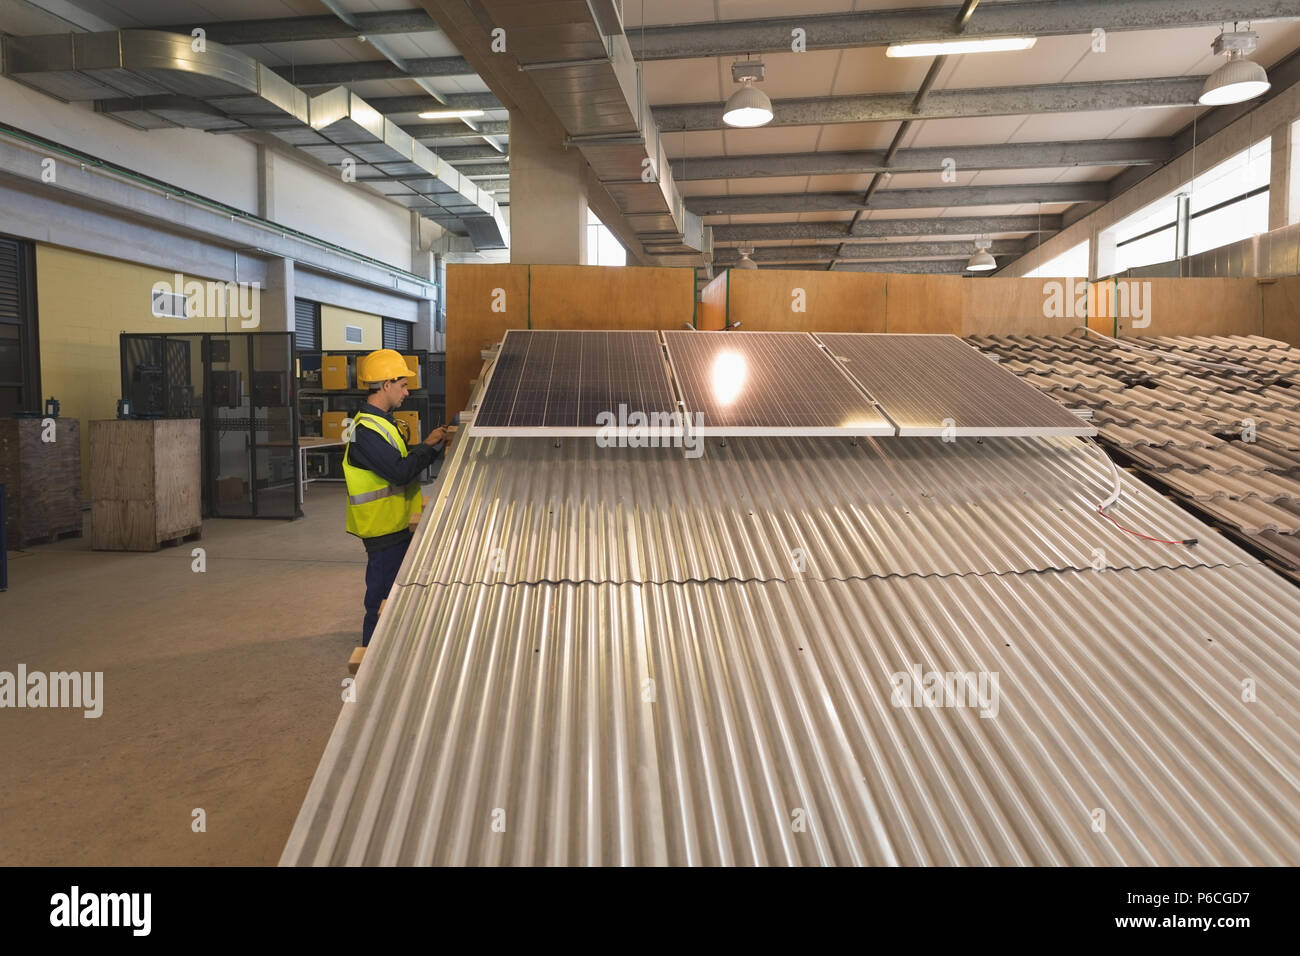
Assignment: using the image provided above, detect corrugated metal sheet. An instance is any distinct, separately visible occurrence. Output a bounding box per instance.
[282,332,1300,867]
[398,434,1246,588]
[283,566,1300,865]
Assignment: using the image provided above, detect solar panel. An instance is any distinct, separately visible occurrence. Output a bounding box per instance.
[474,330,679,436]
[662,330,894,436]
[816,333,1097,437]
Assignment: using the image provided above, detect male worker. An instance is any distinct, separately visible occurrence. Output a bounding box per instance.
[343,348,447,646]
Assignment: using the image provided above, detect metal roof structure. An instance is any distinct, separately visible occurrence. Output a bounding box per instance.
[5,2,1299,268]
[283,343,1300,864]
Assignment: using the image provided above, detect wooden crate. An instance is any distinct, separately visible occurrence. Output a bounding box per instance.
[0,418,82,547]
[89,419,202,551]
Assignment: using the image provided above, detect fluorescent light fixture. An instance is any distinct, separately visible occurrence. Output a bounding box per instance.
[886,37,1037,58]
[417,108,486,119]
[1199,31,1269,106]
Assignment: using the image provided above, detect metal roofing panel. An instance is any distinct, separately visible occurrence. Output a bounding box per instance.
[398,435,1245,589]
[283,565,1300,866]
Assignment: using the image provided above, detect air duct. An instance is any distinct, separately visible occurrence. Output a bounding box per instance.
[0,30,506,249]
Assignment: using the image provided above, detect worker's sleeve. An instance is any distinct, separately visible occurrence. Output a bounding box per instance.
[348,423,436,486]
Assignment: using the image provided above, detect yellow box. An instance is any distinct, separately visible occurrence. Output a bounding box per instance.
[322,355,350,390]
[393,410,420,445]
[402,354,420,389]
[322,411,349,441]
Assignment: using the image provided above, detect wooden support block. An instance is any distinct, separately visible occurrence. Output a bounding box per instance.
[348,646,365,675]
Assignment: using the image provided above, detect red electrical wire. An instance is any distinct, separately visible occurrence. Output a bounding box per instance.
[1097,506,1197,547]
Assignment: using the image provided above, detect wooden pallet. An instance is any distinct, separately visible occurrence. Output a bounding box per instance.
[15,526,83,549]
[157,527,202,549]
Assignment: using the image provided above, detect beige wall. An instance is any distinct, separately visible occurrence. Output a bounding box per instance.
[321,305,382,351]
[36,244,233,494]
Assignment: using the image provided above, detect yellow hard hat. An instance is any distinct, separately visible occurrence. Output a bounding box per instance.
[357,348,410,385]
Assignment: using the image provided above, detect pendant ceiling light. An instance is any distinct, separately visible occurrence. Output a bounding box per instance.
[736,247,759,270]
[723,60,773,128]
[966,241,996,272]
[1199,28,1270,106]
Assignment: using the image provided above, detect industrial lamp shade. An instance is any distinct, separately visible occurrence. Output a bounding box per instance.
[736,254,758,270]
[1199,55,1270,105]
[966,247,997,272]
[723,82,774,128]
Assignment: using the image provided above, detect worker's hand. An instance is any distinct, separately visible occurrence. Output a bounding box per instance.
[423,426,448,447]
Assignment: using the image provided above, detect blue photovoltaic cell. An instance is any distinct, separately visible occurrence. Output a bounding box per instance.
[474,330,678,434]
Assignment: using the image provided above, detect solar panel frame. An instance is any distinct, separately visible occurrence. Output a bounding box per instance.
[471,329,684,437]
[662,330,895,436]
[816,332,1097,438]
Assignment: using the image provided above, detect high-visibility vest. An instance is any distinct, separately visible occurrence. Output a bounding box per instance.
[342,411,424,539]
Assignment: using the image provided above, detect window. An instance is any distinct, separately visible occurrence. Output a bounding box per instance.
[382,317,412,350]
[151,288,189,319]
[1186,139,1270,256]
[586,209,626,267]
[293,299,320,351]
[0,237,39,417]
[1025,240,1090,278]
[1109,188,1181,273]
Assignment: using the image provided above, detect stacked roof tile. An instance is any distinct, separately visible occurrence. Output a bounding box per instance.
[968,333,1300,580]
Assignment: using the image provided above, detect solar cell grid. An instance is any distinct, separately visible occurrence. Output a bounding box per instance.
[474,330,679,435]
[817,333,1097,437]
[662,330,893,435]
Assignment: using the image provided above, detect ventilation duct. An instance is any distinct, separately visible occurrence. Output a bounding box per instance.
[476,0,710,265]
[0,30,506,250]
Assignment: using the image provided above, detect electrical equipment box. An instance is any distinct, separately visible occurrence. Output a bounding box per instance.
[393,410,420,445]
[322,411,349,441]
[210,369,241,408]
[322,355,349,390]
[252,370,286,407]
[402,354,420,389]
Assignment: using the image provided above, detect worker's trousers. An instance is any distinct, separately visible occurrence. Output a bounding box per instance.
[362,536,412,646]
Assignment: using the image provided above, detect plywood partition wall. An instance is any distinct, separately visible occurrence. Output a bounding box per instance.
[724,268,888,332]
[446,263,530,419]
[1114,277,1260,338]
[698,271,728,331]
[528,264,697,330]
[1261,276,1300,347]
[882,274,962,334]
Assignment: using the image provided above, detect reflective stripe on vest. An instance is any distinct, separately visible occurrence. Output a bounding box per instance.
[347,484,403,505]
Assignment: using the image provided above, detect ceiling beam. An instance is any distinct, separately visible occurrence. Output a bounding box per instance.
[298,91,503,112]
[463,164,510,178]
[670,139,1173,181]
[633,1,1300,60]
[655,77,1204,131]
[829,259,1007,273]
[428,145,507,163]
[405,120,509,137]
[271,57,472,85]
[714,239,1026,262]
[152,10,440,45]
[713,215,1061,243]
[691,182,1104,215]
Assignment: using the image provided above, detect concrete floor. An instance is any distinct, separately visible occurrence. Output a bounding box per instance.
[0,482,375,865]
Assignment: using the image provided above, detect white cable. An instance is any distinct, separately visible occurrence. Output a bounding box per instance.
[1087,436,1123,513]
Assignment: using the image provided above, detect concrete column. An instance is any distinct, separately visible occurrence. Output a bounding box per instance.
[258,256,295,336]
[1271,120,1295,228]
[256,144,274,221]
[507,112,587,264]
